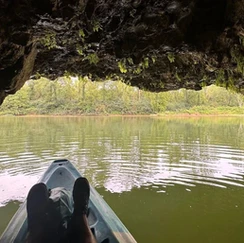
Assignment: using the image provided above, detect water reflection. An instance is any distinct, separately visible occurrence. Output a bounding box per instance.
[0,172,38,207]
[0,201,20,234]
[0,117,244,200]
[97,184,244,243]
[1,116,244,242]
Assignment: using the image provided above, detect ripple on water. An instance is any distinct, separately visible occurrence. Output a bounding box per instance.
[0,172,40,206]
[91,141,244,193]
[1,118,244,204]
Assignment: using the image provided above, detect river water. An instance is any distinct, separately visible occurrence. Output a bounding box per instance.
[0,116,244,243]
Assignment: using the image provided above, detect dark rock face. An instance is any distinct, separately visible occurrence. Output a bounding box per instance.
[0,0,244,104]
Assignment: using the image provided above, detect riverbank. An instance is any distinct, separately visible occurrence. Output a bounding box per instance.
[1,104,244,117]
[1,111,244,118]
[1,80,244,117]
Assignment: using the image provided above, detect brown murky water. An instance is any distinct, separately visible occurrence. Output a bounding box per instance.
[0,116,244,242]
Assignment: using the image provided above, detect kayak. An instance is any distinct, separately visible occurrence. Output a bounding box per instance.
[0,159,137,243]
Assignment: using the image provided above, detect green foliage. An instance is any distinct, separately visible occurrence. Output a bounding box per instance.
[151,55,156,64]
[133,66,142,74]
[118,56,152,75]
[240,36,244,47]
[143,57,149,69]
[64,71,75,78]
[118,59,127,73]
[77,46,83,56]
[200,75,208,87]
[86,53,99,65]
[78,29,85,38]
[215,69,225,86]
[91,20,102,32]
[175,72,181,82]
[1,79,244,116]
[167,53,175,63]
[40,33,57,50]
[0,88,30,115]
[78,29,85,43]
[231,47,244,75]
[127,57,134,65]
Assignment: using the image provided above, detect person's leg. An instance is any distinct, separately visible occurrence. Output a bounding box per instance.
[26,183,49,243]
[69,214,96,243]
[26,183,65,243]
[69,177,96,243]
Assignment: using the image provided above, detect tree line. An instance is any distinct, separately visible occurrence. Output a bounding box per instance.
[1,77,244,115]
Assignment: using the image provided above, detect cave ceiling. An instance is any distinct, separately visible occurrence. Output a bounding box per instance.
[0,0,244,104]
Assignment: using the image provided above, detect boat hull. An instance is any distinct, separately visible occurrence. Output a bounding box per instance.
[0,159,137,243]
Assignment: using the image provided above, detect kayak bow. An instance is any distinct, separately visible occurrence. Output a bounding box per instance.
[0,159,137,243]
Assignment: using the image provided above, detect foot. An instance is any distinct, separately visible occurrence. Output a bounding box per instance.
[26,183,50,243]
[72,177,90,216]
[26,183,65,243]
[27,183,49,229]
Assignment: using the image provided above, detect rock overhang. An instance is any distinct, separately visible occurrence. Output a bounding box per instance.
[0,0,244,105]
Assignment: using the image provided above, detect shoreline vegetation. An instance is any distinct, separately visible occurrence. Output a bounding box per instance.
[1,113,244,118]
[1,77,244,117]
[1,109,244,117]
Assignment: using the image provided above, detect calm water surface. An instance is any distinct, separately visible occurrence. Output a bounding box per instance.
[0,116,244,243]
